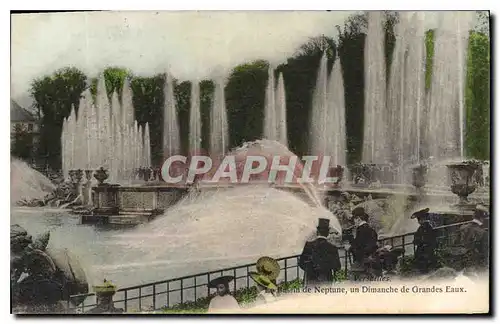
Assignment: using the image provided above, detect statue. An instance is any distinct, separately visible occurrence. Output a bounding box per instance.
[11,224,89,314]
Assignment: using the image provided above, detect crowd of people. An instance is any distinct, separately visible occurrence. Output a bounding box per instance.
[207,203,490,312]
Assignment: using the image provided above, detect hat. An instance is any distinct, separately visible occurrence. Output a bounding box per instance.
[317,218,330,230]
[352,206,369,220]
[474,205,488,220]
[350,195,363,204]
[476,204,489,213]
[249,272,278,291]
[208,275,235,289]
[256,256,280,281]
[410,207,430,219]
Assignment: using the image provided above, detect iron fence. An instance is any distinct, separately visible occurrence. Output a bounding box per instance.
[68,220,481,312]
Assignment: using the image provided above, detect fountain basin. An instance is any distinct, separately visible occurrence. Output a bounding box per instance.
[81,185,188,225]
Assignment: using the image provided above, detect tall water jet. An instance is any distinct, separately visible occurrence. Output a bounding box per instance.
[109,92,122,182]
[264,66,277,141]
[210,77,228,158]
[404,12,426,165]
[386,12,427,183]
[363,11,388,164]
[89,102,99,170]
[62,73,148,183]
[387,12,409,169]
[144,123,151,168]
[136,122,143,170]
[427,12,474,161]
[121,78,135,128]
[122,125,131,181]
[76,96,87,171]
[275,73,288,147]
[132,121,139,176]
[96,76,112,169]
[328,56,347,167]
[68,107,77,174]
[61,118,68,179]
[82,90,93,170]
[163,73,181,159]
[189,80,202,154]
[310,52,331,158]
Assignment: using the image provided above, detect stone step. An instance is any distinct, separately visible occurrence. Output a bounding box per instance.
[108,215,147,225]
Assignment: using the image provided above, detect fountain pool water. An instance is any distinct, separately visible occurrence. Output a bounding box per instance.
[12,185,341,289]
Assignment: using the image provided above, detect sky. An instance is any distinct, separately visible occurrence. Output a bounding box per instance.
[11,11,358,108]
[11,11,485,109]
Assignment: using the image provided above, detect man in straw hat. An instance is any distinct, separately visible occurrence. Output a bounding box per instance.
[457,204,489,269]
[207,275,240,313]
[249,256,280,306]
[348,207,378,269]
[299,218,341,287]
[411,207,438,274]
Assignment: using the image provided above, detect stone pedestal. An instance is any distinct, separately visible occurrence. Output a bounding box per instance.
[86,280,123,314]
[82,170,94,206]
[92,185,120,215]
[411,164,427,196]
[75,170,84,203]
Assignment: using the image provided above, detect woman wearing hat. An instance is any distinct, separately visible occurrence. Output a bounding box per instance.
[457,204,489,269]
[411,208,438,274]
[207,276,240,313]
[349,207,378,268]
[299,218,341,287]
[249,257,280,306]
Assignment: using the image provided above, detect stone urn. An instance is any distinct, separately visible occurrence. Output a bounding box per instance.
[144,167,152,182]
[411,164,428,190]
[68,170,77,184]
[446,161,480,204]
[93,167,109,186]
[132,168,139,180]
[86,279,123,314]
[84,170,94,182]
[75,169,83,184]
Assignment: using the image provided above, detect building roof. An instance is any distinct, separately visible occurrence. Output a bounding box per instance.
[11,100,36,122]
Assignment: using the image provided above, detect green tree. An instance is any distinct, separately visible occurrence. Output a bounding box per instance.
[336,13,367,164]
[465,31,490,160]
[425,29,435,91]
[29,67,87,169]
[130,74,165,165]
[89,67,132,101]
[11,124,34,161]
[225,60,269,148]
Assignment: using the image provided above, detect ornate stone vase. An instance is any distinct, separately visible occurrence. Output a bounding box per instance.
[446,161,480,204]
[93,167,109,186]
[411,164,428,189]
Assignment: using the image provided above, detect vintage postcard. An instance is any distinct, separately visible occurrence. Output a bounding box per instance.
[10,10,490,315]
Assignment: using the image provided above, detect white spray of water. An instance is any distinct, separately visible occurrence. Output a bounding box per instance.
[11,158,55,205]
[91,185,340,285]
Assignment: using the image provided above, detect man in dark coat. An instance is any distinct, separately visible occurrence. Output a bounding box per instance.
[349,207,378,267]
[412,207,438,274]
[459,204,489,269]
[299,218,341,287]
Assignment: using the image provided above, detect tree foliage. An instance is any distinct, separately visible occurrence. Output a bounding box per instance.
[29,67,87,169]
[11,124,34,161]
[130,74,165,165]
[465,31,490,160]
[89,67,132,101]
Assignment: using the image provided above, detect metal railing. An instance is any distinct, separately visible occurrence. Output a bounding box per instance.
[68,220,482,312]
